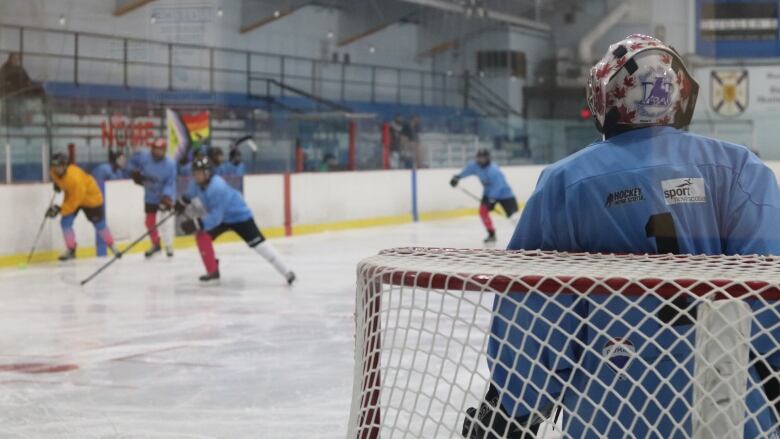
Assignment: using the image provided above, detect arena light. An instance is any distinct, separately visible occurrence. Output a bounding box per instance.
[150,14,157,24]
[369,45,376,54]
[58,15,66,26]
[327,31,334,39]
[580,105,592,120]
[217,8,223,17]
[273,10,281,18]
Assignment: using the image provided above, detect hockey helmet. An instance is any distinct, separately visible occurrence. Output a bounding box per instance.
[476,148,491,167]
[586,34,699,137]
[151,138,167,150]
[50,152,68,168]
[192,156,213,185]
[193,156,212,172]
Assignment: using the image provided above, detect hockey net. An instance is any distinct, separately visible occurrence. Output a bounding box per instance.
[347,248,780,439]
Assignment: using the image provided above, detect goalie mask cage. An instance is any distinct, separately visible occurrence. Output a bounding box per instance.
[347,248,780,439]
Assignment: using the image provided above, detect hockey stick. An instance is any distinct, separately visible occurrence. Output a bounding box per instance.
[457,186,509,217]
[457,186,481,203]
[233,134,258,152]
[80,211,176,286]
[26,192,57,264]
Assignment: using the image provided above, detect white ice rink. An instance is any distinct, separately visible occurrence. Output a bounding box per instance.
[0,217,537,438]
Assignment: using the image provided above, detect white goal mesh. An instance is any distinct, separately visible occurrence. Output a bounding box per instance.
[347,248,780,439]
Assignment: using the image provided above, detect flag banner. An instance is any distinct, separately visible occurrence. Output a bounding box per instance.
[166,108,189,160]
[182,111,210,144]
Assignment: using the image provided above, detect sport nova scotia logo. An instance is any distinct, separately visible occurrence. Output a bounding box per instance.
[661,178,706,205]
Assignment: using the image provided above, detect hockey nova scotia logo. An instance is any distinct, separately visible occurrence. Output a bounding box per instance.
[602,338,636,380]
[605,187,644,208]
[661,178,706,205]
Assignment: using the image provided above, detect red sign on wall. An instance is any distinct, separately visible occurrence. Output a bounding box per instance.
[101,114,158,148]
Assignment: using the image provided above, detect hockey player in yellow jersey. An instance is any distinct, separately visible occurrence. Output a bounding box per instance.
[48,153,119,260]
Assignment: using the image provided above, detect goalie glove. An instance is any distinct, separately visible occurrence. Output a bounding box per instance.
[180,218,203,235]
[45,205,61,218]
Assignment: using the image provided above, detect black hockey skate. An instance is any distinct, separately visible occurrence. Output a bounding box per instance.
[462,384,542,439]
[199,271,220,282]
[286,271,296,285]
[144,243,161,258]
[58,247,76,261]
[165,247,174,258]
[483,231,497,244]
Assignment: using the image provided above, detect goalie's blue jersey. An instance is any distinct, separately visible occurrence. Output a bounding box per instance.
[493,126,780,438]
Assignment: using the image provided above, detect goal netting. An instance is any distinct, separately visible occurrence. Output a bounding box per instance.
[347,248,780,439]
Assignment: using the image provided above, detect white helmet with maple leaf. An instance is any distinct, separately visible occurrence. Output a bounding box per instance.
[586,34,699,136]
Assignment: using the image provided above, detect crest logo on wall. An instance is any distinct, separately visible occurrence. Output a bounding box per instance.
[711,70,748,117]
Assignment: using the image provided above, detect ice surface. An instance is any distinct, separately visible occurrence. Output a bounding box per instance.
[0,217,561,438]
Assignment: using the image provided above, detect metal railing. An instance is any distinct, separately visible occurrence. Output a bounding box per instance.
[0,23,466,109]
[0,23,538,183]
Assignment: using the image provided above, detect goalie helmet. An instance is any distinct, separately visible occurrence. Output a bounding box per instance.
[586,34,699,136]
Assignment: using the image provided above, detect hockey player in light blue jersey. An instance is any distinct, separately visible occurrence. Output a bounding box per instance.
[91,149,127,189]
[451,149,519,243]
[175,157,295,285]
[226,148,246,177]
[463,34,780,439]
[128,138,177,258]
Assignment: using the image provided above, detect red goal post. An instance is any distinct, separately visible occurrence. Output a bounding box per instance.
[348,248,780,439]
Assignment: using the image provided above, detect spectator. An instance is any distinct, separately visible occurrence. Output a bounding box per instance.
[399,116,415,169]
[0,53,44,125]
[407,115,424,168]
[389,115,404,168]
[318,152,338,172]
[0,53,41,98]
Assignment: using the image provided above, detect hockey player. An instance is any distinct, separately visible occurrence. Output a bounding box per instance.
[176,157,296,284]
[48,153,119,260]
[226,148,246,176]
[91,149,127,189]
[465,34,780,439]
[450,149,518,243]
[209,147,229,176]
[129,138,177,258]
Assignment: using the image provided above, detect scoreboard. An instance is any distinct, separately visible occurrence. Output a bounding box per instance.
[697,0,780,57]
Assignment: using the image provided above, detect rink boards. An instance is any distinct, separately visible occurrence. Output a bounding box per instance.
[0,166,545,266]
